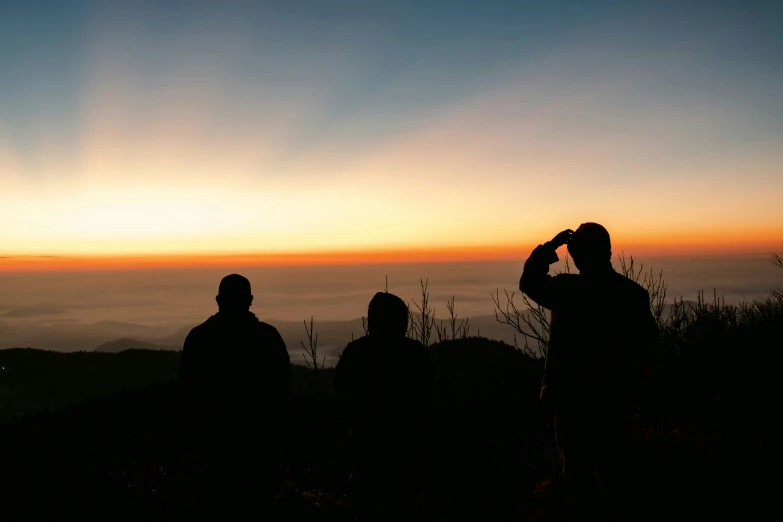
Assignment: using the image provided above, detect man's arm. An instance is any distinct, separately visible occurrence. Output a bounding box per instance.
[333,344,356,397]
[270,328,291,395]
[638,290,659,372]
[178,330,196,383]
[519,230,573,311]
[632,290,659,415]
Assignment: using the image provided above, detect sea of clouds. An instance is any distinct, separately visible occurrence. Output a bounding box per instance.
[1,254,780,365]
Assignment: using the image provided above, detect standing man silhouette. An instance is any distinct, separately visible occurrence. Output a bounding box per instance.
[334,292,434,521]
[179,274,291,514]
[520,224,657,520]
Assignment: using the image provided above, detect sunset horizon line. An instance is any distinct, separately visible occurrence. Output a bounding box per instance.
[1,241,778,272]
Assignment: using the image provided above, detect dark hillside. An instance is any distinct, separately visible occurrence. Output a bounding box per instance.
[93,337,178,352]
[0,327,776,520]
[0,348,180,421]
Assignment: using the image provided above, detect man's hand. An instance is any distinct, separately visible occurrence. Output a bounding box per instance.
[549,229,574,249]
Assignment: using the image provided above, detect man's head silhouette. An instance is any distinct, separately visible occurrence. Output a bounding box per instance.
[216,274,253,313]
[567,223,612,273]
[367,292,408,338]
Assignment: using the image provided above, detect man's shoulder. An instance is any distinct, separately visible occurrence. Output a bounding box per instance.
[344,335,372,352]
[343,335,424,353]
[254,320,281,335]
[251,321,288,348]
[186,316,282,341]
[611,272,650,298]
[186,316,216,338]
[336,337,371,367]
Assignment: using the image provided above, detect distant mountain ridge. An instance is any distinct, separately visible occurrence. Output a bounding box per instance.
[1,305,68,317]
[94,338,179,353]
[3,301,702,361]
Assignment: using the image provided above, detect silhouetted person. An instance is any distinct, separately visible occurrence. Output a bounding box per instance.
[334,292,434,521]
[179,274,291,513]
[520,224,658,520]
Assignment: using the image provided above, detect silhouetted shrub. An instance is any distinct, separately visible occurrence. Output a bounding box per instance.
[429,337,543,404]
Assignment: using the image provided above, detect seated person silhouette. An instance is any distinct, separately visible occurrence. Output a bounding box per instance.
[334,292,434,521]
[179,274,291,510]
[520,224,658,520]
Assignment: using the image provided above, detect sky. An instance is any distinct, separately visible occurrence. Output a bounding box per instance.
[1,0,782,267]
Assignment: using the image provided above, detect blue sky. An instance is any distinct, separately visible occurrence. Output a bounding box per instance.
[0,0,781,258]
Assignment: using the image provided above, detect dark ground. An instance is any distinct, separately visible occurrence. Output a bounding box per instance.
[0,339,775,520]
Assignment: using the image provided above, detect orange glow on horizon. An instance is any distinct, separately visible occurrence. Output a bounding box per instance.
[0,235,778,273]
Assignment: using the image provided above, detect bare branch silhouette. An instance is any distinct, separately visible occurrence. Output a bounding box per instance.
[300,317,325,371]
[435,296,471,342]
[491,289,549,358]
[409,279,436,347]
[618,252,668,329]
